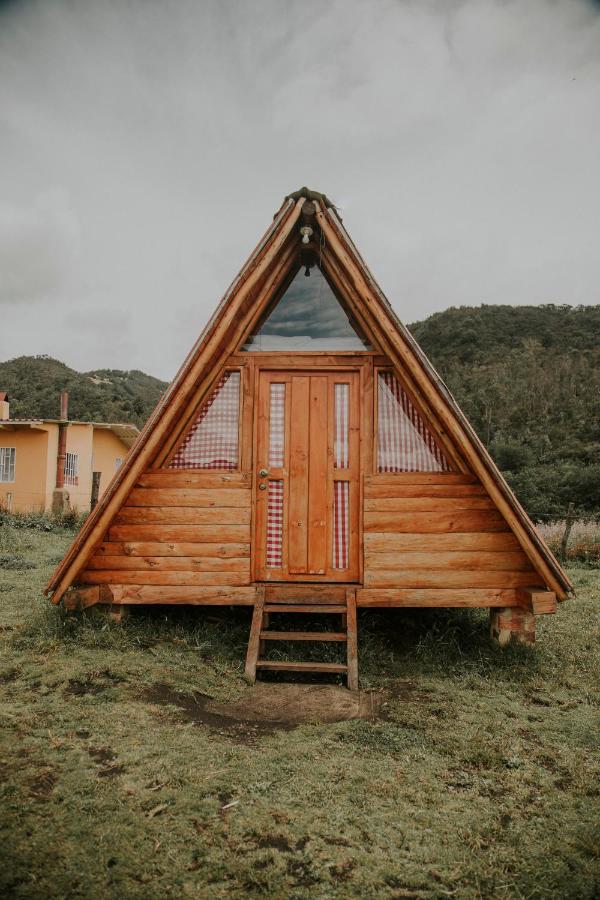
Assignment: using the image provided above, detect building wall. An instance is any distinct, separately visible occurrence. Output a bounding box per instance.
[58,424,95,513]
[0,426,51,512]
[358,472,538,608]
[91,429,129,503]
[81,470,255,605]
[1,424,132,514]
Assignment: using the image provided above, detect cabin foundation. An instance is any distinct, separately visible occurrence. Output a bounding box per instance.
[490,607,536,647]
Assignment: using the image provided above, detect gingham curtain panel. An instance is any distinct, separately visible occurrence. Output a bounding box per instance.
[169,371,240,469]
[266,480,284,568]
[269,383,285,468]
[377,372,451,473]
[333,481,349,569]
[334,382,349,469]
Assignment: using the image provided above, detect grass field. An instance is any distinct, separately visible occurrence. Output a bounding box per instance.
[1,524,599,899]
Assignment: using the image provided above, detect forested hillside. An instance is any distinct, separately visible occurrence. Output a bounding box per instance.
[409,304,600,518]
[0,356,167,428]
[2,303,598,519]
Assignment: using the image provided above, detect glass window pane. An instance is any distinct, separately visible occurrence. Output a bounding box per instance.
[243,268,371,351]
[333,481,349,570]
[0,447,16,482]
[169,371,240,469]
[334,383,349,469]
[266,480,284,568]
[269,383,285,468]
[377,372,451,473]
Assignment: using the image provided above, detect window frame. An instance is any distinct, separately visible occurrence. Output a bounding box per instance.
[0,447,16,483]
[64,452,80,486]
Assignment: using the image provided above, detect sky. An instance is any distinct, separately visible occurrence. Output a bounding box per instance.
[0,0,599,381]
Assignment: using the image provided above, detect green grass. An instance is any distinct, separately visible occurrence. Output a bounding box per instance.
[1,524,599,899]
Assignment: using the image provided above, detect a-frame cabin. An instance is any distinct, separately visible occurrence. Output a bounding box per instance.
[47,188,572,688]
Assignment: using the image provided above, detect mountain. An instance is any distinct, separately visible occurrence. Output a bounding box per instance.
[2,303,599,519]
[0,356,167,429]
[408,304,600,518]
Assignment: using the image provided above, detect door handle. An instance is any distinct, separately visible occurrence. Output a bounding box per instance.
[259,468,268,477]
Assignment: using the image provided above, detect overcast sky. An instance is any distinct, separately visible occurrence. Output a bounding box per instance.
[1,0,599,380]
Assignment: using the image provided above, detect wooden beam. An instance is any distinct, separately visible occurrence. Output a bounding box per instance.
[517,587,558,615]
[244,586,265,682]
[109,585,257,605]
[357,588,519,607]
[62,584,101,611]
[346,588,359,691]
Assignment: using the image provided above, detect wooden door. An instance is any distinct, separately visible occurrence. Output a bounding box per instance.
[254,370,360,582]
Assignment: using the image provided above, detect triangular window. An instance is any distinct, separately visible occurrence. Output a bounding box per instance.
[169,371,240,469]
[243,267,371,351]
[377,372,452,472]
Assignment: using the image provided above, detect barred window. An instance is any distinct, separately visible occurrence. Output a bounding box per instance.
[0,447,16,482]
[169,371,241,470]
[64,452,79,486]
[377,372,451,473]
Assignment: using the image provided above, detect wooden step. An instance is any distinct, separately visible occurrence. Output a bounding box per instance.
[260,631,347,642]
[264,604,346,614]
[256,661,348,673]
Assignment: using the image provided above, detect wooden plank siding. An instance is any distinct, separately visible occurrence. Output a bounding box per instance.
[83,471,253,599]
[357,473,541,608]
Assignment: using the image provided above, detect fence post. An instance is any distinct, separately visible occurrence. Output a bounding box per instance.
[559,502,575,561]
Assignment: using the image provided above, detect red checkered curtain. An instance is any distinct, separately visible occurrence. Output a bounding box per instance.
[266,481,284,568]
[333,382,350,569]
[377,372,451,473]
[268,383,285,468]
[333,481,349,570]
[169,372,240,469]
[266,383,286,568]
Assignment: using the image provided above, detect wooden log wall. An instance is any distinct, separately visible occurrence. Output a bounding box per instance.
[81,471,256,606]
[357,473,540,608]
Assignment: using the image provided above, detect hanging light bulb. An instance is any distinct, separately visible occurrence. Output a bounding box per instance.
[300,226,313,245]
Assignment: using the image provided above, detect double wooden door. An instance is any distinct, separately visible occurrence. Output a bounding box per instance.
[254,370,360,582]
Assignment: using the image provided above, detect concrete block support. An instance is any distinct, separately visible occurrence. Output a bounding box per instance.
[51,488,71,515]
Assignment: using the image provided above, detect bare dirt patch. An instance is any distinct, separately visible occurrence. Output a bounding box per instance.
[64,669,125,696]
[28,768,58,800]
[88,746,116,764]
[142,682,387,737]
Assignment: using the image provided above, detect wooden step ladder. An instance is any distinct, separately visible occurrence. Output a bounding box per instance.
[244,587,358,690]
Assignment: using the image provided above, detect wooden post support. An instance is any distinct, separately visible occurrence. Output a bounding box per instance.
[244,586,265,683]
[346,588,359,691]
[490,607,536,647]
[102,604,130,623]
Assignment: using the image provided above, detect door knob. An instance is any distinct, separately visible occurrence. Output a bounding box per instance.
[259,468,268,476]
[258,483,267,490]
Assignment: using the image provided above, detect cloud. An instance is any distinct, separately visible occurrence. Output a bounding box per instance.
[0,189,80,304]
[0,0,598,378]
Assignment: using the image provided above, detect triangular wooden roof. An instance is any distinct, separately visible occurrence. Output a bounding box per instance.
[47,189,572,602]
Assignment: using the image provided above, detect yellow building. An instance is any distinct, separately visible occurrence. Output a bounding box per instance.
[0,392,138,514]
